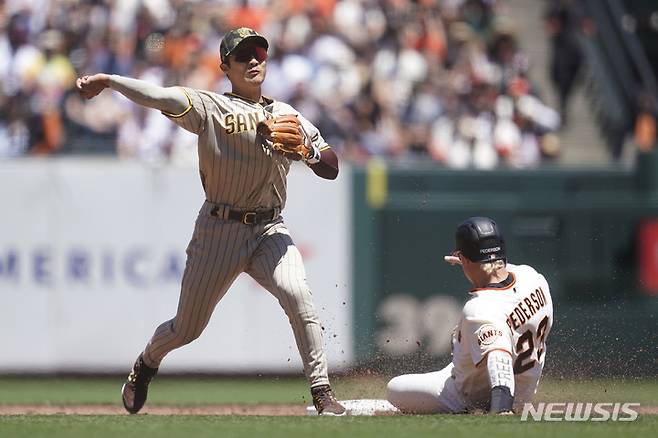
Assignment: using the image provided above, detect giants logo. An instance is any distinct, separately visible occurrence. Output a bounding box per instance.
[476,324,503,346]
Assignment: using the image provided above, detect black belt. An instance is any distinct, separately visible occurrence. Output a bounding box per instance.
[210,206,279,225]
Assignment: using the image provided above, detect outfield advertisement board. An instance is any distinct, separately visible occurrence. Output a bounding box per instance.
[0,159,353,373]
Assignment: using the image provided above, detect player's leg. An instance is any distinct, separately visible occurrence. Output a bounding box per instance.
[246,222,328,386]
[245,221,344,415]
[143,219,247,366]
[387,363,466,414]
[122,209,247,414]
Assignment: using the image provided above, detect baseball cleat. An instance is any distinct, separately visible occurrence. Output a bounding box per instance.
[311,385,346,416]
[121,354,158,414]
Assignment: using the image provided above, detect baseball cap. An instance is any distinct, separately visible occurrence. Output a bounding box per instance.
[454,217,506,263]
[220,27,269,62]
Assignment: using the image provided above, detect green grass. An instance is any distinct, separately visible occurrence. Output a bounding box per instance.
[0,415,656,438]
[0,377,655,438]
[0,377,310,405]
[536,378,658,405]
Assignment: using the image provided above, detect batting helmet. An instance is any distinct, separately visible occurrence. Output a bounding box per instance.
[455,216,506,263]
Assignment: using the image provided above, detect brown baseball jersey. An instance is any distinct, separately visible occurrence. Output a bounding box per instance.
[141,88,332,387]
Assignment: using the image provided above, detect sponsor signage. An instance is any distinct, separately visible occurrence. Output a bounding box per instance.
[0,160,352,372]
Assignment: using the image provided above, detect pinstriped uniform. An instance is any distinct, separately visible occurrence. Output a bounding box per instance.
[141,88,331,387]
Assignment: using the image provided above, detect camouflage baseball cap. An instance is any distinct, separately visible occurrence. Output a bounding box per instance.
[220,27,269,62]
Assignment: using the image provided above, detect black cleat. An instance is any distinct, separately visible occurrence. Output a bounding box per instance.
[311,385,346,416]
[121,354,158,414]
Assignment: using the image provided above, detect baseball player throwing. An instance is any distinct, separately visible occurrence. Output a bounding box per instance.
[387,217,553,414]
[76,27,345,416]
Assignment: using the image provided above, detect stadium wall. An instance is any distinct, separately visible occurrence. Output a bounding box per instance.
[0,159,353,373]
[2,155,657,377]
[352,154,658,377]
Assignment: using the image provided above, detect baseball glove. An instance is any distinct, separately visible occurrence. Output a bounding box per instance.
[257,115,311,161]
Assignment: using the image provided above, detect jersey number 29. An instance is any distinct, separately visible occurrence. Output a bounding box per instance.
[513,315,550,374]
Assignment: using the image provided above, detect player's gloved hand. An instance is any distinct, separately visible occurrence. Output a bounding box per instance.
[258,115,319,163]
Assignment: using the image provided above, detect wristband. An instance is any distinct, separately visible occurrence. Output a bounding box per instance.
[304,144,321,165]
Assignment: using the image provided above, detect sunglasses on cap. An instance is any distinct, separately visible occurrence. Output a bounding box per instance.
[232,45,268,63]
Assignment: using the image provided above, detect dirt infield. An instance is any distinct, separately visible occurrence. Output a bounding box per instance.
[1,404,657,416]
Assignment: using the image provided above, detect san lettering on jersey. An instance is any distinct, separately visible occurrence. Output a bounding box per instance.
[224,111,262,135]
[506,286,548,330]
[163,88,329,207]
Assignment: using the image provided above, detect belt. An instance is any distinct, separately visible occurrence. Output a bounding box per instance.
[210,205,279,225]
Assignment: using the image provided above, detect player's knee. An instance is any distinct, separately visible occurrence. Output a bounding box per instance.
[170,322,204,347]
[181,327,204,345]
[387,375,438,414]
[386,375,407,406]
[283,308,319,328]
[276,287,313,313]
[275,277,309,298]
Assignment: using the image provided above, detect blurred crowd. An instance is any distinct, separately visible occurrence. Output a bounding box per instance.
[0,0,561,168]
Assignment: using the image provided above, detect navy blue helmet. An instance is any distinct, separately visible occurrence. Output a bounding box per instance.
[455,217,506,263]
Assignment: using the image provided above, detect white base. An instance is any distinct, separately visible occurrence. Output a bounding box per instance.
[306,399,400,416]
